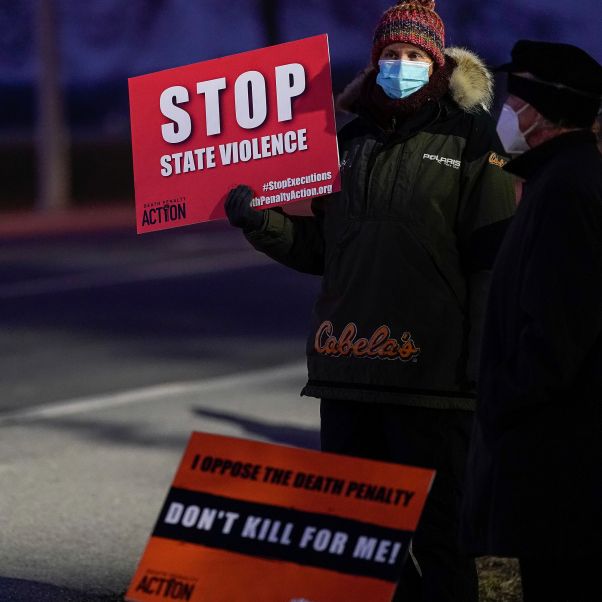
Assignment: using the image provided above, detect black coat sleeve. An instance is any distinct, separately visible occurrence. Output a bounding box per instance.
[490,175,602,427]
[243,196,329,276]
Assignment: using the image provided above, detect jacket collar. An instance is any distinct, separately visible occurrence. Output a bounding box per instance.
[504,130,597,180]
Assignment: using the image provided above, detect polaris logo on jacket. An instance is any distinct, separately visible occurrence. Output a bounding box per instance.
[315,321,421,361]
[422,153,461,169]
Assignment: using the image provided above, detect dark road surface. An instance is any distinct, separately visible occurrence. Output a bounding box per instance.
[0,221,320,414]
[0,219,322,601]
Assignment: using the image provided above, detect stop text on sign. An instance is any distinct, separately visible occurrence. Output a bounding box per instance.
[160,63,306,143]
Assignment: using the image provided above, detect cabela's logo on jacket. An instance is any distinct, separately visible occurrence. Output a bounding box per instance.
[488,152,508,168]
[314,321,420,361]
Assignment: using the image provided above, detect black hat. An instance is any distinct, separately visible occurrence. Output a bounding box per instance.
[497,40,602,127]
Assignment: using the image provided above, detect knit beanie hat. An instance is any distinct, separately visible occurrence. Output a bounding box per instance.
[371,0,446,68]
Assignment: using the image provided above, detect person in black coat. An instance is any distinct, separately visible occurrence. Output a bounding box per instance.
[460,40,602,602]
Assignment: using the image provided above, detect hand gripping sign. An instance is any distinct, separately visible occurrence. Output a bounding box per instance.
[126,432,435,602]
[128,35,340,234]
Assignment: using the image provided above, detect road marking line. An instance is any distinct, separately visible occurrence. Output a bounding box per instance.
[0,251,271,299]
[0,362,307,425]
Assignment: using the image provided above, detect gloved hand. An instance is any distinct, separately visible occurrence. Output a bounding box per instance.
[224,185,265,232]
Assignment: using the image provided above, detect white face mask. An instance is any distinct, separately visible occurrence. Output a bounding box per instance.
[496,103,540,155]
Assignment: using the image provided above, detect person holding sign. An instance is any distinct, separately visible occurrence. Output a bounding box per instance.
[226,1,515,600]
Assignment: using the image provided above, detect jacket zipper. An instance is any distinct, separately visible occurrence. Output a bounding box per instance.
[389,141,406,211]
[365,117,397,213]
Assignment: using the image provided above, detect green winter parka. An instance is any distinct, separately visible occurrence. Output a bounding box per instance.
[246,48,516,410]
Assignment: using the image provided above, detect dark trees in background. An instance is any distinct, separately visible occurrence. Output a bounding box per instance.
[36,0,70,210]
[259,0,281,46]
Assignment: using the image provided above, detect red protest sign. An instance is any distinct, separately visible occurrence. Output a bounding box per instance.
[126,432,435,602]
[128,35,340,234]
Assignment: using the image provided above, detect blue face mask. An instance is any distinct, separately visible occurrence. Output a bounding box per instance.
[376,59,430,99]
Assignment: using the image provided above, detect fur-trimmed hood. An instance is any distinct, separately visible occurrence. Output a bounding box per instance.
[336,47,494,115]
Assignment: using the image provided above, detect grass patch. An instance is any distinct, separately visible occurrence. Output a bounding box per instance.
[477,556,522,602]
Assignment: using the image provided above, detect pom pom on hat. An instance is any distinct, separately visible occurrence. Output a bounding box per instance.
[371,0,446,68]
[412,0,436,9]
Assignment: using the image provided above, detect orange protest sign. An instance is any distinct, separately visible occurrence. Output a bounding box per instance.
[126,432,434,602]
